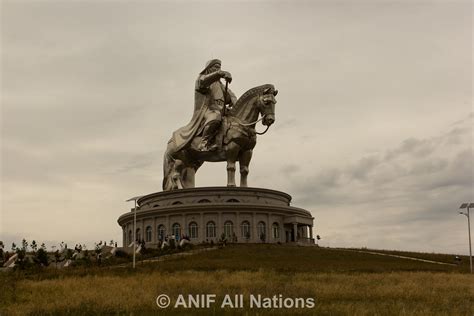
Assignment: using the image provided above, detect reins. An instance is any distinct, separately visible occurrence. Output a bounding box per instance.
[237,115,265,126]
[256,125,270,135]
[235,114,271,135]
[227,88,275,136]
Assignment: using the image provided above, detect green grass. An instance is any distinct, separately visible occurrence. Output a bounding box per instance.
[1,244,473,315]
[150,244,469,273]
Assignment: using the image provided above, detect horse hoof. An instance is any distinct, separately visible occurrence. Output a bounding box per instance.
[227,184,236,187]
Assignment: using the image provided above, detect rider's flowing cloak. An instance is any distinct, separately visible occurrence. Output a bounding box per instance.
[170,89,209,151]
[171,80,236,152]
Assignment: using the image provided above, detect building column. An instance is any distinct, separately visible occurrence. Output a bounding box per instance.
[252,212,257,242]
[200,212,204,242]
[218,212,222,239]
[236,212,240,242]
[126,223,130,246]
[153,217,157,242]
[293,223,298,242]
[310,225,313,240]
[182,214,185,237]
[267,213,270,243]
[122,227,126,247]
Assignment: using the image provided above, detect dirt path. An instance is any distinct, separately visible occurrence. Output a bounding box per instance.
[115,247,218,267]
[334,248,457,266]
[143,247,218,263]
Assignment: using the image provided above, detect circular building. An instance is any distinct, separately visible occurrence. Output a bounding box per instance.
[117,187,315,246]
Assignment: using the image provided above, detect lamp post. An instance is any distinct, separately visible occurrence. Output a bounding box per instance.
[126,195,143,269]
[459,202,473,273]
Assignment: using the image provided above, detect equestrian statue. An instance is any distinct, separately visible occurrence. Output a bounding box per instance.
[163,59,278,190]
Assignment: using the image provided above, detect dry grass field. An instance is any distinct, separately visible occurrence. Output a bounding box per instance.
[1,245,473,315]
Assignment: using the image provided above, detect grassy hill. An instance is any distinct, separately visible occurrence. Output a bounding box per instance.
[1,244,473,315]
[150,244,469,273]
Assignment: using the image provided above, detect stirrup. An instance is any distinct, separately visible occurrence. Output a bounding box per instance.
[207,143,218,151]
[198,140,209,151]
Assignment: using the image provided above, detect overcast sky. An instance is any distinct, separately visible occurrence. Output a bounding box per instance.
[1,0,472,254]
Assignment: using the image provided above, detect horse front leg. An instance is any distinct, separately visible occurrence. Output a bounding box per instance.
[239,149,253,187]
[226,142,240,187]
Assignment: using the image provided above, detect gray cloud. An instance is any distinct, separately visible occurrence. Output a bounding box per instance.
[280,164,301,176]
[295,117,472,200]
[288,115,472,253]
[114,151,160,174]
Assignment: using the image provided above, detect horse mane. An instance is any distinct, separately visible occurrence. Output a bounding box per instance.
[231,84,274,113]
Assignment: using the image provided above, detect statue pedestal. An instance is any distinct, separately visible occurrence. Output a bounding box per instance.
[117,187,314,246]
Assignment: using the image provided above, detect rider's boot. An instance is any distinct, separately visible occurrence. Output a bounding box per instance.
[198,137,213,151]
[198,121,220,151]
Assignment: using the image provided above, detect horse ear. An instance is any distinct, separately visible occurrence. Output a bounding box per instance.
[273,90,278,96]
[263,87,271,95]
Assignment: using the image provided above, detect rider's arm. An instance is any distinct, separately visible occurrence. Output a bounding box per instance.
[196,72,223,91]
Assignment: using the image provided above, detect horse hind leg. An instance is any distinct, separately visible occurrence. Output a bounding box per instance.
[239,149,252,187]
[163,144,177,190]
[171,160,185,190]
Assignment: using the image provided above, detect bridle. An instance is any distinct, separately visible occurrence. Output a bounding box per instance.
[235,96,274,135]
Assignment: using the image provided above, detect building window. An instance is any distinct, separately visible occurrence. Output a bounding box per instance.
[188,222,198,239]
[198,199,211,203]
[128,230,132,245]
[272,223,280,239]
[257,222,266,242]
[227,199,240,203]
[172,201,183,205]
[172,223,181,240]
[145,226,152,242]
[206,221,216,238]
[224,221,233,239]
[157,225,166,241]
[136,228,141,241]
[241,221,251,239]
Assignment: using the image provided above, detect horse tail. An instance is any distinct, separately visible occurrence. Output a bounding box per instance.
[162,140,175,190]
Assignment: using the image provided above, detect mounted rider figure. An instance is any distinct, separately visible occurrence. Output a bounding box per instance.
[163,59,278,190]
[195,59,237,151]
[169,59,236,153]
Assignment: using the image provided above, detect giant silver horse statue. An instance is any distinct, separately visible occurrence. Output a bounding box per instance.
[163,80,278,191]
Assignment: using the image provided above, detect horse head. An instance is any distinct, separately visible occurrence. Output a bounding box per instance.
[258,86,278,126]
[229,84,278,126]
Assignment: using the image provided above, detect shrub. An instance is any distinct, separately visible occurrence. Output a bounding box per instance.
[34,248,49,266]
[65,249,74,260]
[13,250,33,270]
[114,249,131,258]
[71,255,92,267]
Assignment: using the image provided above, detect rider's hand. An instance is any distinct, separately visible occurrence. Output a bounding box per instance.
[220,71,232,83]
